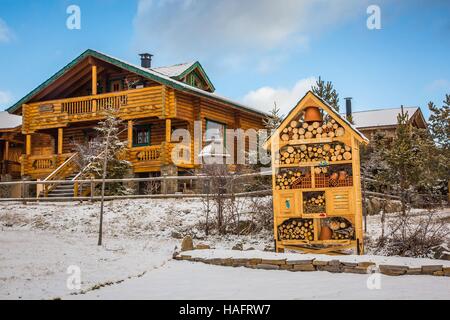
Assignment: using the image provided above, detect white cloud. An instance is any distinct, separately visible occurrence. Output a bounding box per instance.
[133,0,368,71]
[0,18,13,43]
[242,77,317,115]
[0,91,13,106]
[426,79,450,92]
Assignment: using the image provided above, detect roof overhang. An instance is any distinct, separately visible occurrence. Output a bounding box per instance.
[7,49,267,118]
[264,91,369,150]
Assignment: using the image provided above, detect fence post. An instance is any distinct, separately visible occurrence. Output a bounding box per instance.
[21,178,26,205]
[90,177,94,202]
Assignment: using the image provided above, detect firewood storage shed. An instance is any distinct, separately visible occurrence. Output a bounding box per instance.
[264,91,369,254]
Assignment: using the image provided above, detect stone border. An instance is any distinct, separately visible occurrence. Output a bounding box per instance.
[174,253,450,277]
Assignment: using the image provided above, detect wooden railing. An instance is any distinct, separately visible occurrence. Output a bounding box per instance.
[24,86,167,132]
[62,98,93,115]
[136,146,161,161]
[39,153,79,197]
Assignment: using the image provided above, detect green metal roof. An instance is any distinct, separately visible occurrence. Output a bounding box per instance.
[7,49,266,117]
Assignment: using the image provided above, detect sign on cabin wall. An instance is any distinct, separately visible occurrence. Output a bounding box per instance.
[39,104,54,112]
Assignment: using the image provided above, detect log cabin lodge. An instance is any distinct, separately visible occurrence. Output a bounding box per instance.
[1,49,268,196]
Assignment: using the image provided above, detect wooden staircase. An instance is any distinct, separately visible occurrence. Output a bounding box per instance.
[39,153,80,198]
[40,151,105,199]
[46,172,78,197]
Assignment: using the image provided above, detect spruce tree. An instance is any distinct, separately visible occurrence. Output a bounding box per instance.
[311,76,340,112]
[263,102,283,130]
[86,106,131,195]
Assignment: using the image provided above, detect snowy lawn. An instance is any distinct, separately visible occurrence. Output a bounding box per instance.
[67,260,450,300]
[0,199,449,300]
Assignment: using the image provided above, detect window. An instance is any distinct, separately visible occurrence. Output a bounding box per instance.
[110,80,122,92]
[133,125,151,147]
[205,119,226,144]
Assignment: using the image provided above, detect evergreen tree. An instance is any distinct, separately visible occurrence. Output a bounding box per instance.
[428,94,450,150]
[263,102,283,130]
[375,107,440,214]
[428,94,450,193]
[85,106,131,195]
[312,76,340,112]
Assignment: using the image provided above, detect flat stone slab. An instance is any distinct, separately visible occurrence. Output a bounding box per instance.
[292,264,316,271]
[286,259,314,265]
[358,262,376,268]
[379,265,409,276]
[343,267,368,274]
[256,263,280,270]
[313,260,328,266]
[261,259,286,265]
[421,265,443,275]
[406,267,422,275]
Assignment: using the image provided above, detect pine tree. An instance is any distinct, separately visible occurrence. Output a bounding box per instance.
[263,102,283,130]
[86,106,131,246]
[428,94,450,150]
[428,94,450,193]
[376,107,440,214]
[85,107,131,195]
[311,76,340,112]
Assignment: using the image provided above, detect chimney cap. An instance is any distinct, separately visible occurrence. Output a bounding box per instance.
[139,53,153,68]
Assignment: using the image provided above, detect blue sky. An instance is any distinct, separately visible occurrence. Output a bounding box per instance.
[0,0,449,119]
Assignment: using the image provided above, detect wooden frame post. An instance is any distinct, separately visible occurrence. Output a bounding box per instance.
[164,118,172,165]
[128,120,133,149]
[92,64,97,113]
[57,128,63,155]
[4,140,9,161]
[165,118,172,143]
[26,134,31,156]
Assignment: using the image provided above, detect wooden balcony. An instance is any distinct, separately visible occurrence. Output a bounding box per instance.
[22,142,193,179]
[23,86,172,133]
[21,153,73,178]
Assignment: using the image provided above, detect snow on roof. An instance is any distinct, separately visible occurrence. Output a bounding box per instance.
[0,111,21,129]
[151,62,196,78]
[350,107,419,128]
[95,50,268,117]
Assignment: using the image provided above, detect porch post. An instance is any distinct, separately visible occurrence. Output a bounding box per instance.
[128,120,133,149]
[4,140,9,160]
[165,118,171,143]
[92,64,97,95]
[26,134,31,155]
[58,128,63,155]
[92,64,97,112]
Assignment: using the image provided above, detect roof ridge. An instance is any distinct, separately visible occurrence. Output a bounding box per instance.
[350,106,419,113]
[152,61,196,69]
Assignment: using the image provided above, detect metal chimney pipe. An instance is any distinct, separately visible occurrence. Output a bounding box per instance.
[345,97,352,119]
[139,53,153,69]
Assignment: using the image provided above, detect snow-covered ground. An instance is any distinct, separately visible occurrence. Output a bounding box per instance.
[0,199,449,300]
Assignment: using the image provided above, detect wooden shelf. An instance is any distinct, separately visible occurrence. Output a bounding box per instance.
[279,137,333,146]
[279,239,354,245]
[275,160,352,168]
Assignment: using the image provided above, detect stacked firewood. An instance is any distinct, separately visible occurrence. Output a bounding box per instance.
[280,119,345,142]
[328,218,354,240]
[303,194,326,214]
[278,219,314,241]
[278,143,352,165]
[275,170,304,190]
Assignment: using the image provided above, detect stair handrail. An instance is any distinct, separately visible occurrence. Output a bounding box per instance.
[71,150,106,181]
[43,153,79,182]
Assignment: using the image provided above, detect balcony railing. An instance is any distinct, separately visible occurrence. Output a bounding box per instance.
[24,86,166,132]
